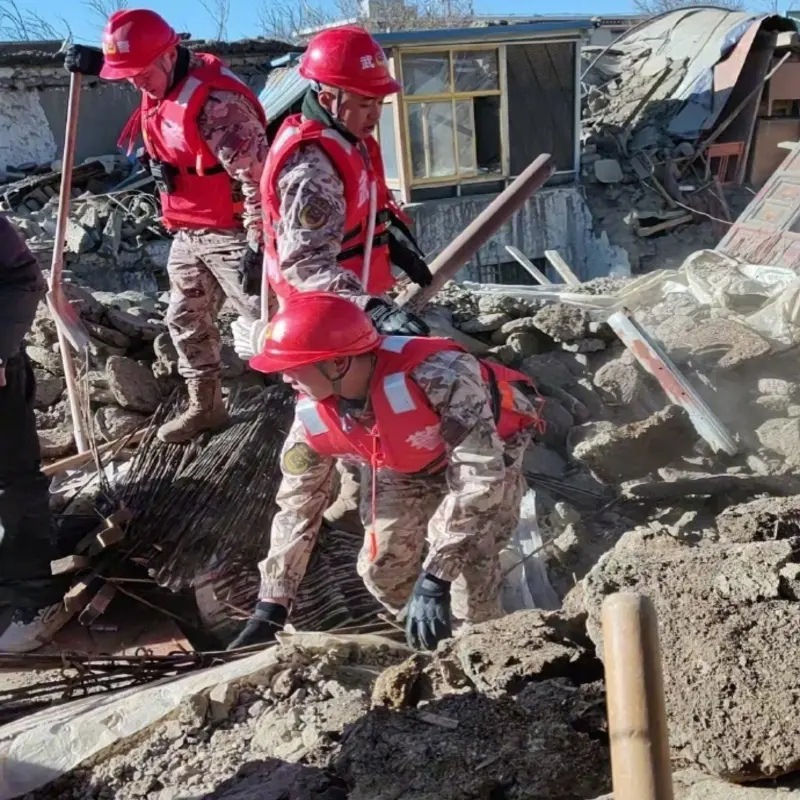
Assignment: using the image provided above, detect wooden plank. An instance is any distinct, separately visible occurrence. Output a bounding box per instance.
[42,429,146,476]
[64,580,94,614]
[50,555,90,576]
[543,250,581,285]
[96,523,125,549]
[78,583,118,626]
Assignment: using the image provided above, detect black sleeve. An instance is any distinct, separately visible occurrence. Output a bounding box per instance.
[0,216,46,363]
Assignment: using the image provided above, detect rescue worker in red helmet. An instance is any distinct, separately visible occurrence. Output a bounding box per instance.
[231,25,432,363]
[64,9,269,444]
[227,292,544,652]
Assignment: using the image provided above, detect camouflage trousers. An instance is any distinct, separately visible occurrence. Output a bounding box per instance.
[166,229,260,380]
[356,455,527,624]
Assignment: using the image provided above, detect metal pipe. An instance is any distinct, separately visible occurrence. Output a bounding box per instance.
[602,592,675,800]
[396,153,556,312]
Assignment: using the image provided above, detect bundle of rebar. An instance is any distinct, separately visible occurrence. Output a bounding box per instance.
[116,384,296,589]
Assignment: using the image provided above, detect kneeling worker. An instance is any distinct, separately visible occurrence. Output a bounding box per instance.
[228,292,544,652]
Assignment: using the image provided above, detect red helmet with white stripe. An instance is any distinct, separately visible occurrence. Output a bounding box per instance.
[100,9,180,80]
[299,25,400,98]
[249,292,380,374]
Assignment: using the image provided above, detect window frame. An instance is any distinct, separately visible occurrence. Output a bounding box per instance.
[394,44,510,189]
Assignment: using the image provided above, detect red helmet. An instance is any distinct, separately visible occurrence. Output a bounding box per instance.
[299,25,401,98]
[249,292,380,374]
[99,9,180,80]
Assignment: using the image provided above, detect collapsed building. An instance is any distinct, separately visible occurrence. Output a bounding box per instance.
[7,7,800,800]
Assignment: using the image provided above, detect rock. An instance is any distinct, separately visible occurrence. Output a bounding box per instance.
[561,337,606,353]
[63,282,105,322]
[94,406,147,442]
[716,495,800,544]
[538,398,575,448]
[458,312,510,334]
[592,357,644,405]
[106,307,165,341]
[487,344,518,366]
[583,528,800,782]
[28,315,58,348]
[38,424,74,458]
[756,418,800,464]
[490,316,541,345]
[680,318,772,371]
[532,305,589,342]
[33,369,64,408]
[755,395,791,415]
[26,344,63,376]
[594,158,624,183]
[571,405,698,484]
[85,321,132,350]
[371,654,426,710]
[209,682,238,723]
[506,331,543,358]
[519,353,577,389]
[65,218,92,254]
[758,378,799,398]
[152,332,179,379]
[477,294,531,317]
[522,444,567,476]
[106,355,162,413]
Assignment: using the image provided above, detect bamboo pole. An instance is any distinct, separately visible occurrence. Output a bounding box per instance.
[602,592,674,800]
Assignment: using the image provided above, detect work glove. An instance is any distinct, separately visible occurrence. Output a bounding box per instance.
[365,298,430,337]
[239,244,263,297]
[232,316,268,361]
[226,601,288,650]
[64,44,104,76]
[405,573,452,652]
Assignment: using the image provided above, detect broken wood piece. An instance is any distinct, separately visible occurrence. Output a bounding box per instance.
[417,711,459,729]
[603,593,674,800]
[50,555,90,576]
[78,583,118,626]
[64,580,94,614]
[635,213,693,237]
[606,309,738,456]
[96,522,125,549]
[75,505,132,555]
[544,250,581,285]
[505,245,553,285]
[42,429,146,476]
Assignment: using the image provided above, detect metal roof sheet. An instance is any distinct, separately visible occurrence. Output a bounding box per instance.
[259,61,309,122]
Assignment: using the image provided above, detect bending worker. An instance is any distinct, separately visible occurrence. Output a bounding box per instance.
[232,24,433,527]
[228,292,543,652]
[66,8,268,444]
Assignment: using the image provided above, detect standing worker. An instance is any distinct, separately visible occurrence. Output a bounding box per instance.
[65,8,269,444]
[0,217,71,652]
[228,292,544,652]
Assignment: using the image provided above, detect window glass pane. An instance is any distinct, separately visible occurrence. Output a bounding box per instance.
[426,101,456,178]
[454,49,499,92]
[402,52,450,95]
[474,96,502,174]
[408,103,427,179]
[407,101,456,179]
[455,100,476,174]
[378,102,399,181]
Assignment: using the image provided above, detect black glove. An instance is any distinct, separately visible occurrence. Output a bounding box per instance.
[226,601,287,650]
[239,244,263,296]
[405,573,452,651]
[64,44,104,77]
[365,298,430,337]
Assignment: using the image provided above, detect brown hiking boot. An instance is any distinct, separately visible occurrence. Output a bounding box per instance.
[157,377,230,444]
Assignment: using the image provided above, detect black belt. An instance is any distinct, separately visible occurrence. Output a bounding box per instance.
[337,230,391,263]
[341,209,392,244]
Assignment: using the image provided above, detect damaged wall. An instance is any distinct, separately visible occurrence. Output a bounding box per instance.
[0,89,58,173]
[405,184,631,282]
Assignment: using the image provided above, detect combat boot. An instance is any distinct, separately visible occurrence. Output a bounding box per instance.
[157,377,230,444]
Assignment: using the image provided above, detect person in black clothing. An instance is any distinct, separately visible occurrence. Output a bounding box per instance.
[0,215,71,652]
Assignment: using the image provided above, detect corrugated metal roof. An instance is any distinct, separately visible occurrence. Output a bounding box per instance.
[259,62,310,122]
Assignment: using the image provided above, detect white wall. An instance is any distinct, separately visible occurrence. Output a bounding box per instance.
[0,89,57,174]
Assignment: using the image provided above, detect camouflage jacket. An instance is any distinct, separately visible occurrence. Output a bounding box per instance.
[272,142,376,309]
[193,55,268,248]
[257,350,535,601]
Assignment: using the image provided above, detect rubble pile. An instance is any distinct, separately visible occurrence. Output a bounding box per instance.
[32,612,610,800]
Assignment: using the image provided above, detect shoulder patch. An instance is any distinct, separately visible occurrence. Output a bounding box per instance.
[298,196,332,230]
[282,442,320,475]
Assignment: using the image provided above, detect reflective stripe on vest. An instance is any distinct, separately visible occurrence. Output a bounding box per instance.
[380,336,412,354]
[175,76,202,107]
[382,373,417,414]
[296,397,329,436]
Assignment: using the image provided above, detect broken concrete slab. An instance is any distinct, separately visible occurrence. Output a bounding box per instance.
[532,304,589,342]
[680,318,772,371]
[571,405,698,483]
[33,369,64,409]
[94,406,148,442]
[756,418,800,465]
[716,495,800,544]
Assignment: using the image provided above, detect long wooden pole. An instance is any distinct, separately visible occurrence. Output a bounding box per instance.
[50,71,89,453]
[396,153,556,312]
[602,592,674,800]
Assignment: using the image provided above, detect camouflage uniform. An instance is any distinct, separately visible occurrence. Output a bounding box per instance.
[165,56,267,379]
[258,350,535,623]
[273,143,382,310]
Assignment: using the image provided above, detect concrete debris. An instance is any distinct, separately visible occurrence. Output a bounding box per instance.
[106,356,163,414]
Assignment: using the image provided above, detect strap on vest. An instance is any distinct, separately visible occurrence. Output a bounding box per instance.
[484,366,503,427]
[342,209,392,244]
[337,230,391,263]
